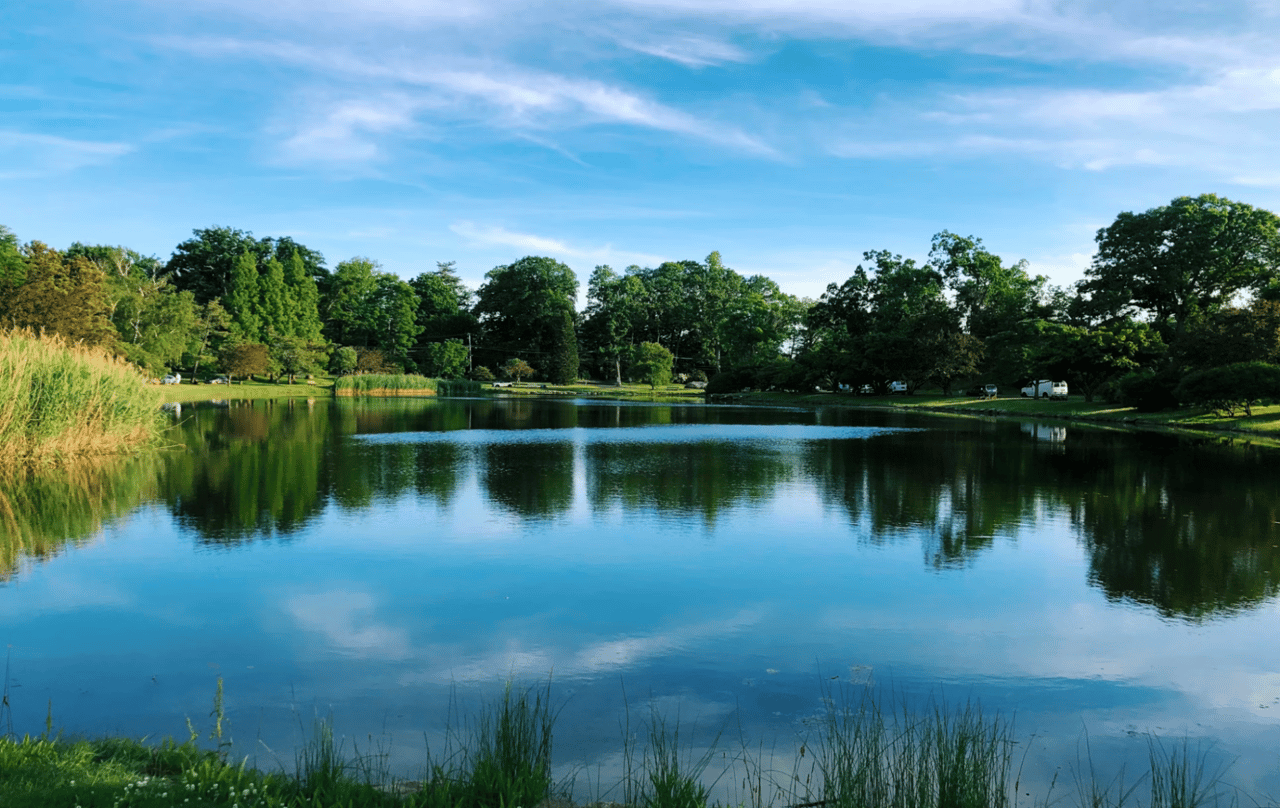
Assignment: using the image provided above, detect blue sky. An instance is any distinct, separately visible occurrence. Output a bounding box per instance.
[4,0,1279,302]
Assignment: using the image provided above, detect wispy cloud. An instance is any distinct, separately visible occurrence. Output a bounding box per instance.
[156,35,775,158]
[618,34,751,67]
[451,221,668,268]
[0,130,133,179]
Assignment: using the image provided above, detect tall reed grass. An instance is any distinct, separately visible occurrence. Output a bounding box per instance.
[333,373,438,396]
[0,330,160,465]
[333,374,481,397]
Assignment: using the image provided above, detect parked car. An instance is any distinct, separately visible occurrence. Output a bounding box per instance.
[209,376,229,385]
[983,384,998,399]
[889,381,908,394]
[491,381,513,388]
[161,373,181,385]
[1021,380,1068,400]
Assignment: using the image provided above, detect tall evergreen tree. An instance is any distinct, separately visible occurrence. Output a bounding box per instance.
[256,256,288,338]
[226,252,261,341]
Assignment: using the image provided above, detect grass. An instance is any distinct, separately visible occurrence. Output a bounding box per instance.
[158,378,335,404]
[3,680,1253,808]
[334,373,440,396]
[0,329,161,466]
[736,389,1280,439]
[486,380,707,402]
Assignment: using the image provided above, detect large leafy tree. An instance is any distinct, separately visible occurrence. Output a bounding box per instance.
[474,255,579,382]
[0,225,24,287]
[929,231,1047,339]
[581,265,647,384]
[0,242,115,347]
[1032,320,1167,402]
[1081,194,1280,337]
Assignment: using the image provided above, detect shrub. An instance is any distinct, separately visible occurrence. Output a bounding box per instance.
[1117,368,1182,412]
[470,365,495,382]
[1175,361,1280,416]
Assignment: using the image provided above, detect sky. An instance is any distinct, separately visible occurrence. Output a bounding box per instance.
[4,0,1280,304]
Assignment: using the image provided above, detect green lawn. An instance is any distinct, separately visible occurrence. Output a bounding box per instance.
[157,378,335,403]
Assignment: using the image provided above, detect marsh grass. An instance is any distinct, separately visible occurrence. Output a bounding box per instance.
[334,373,439,396]
[0,680,1259,808]
[809,689,1015,808]
[0,329,160,465]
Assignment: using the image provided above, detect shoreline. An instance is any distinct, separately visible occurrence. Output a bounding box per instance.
[157,381,1280,442]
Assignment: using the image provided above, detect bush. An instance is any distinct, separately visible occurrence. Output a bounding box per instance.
[705,367,755,395]
[470,365,495,382]
[1175,362,1280,416]
[1117,368,1182,412]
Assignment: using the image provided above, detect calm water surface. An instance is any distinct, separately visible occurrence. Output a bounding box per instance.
[2,397,1279,801]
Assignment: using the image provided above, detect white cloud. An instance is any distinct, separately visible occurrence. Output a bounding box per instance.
[157,36,775,157]
[450,221,668,268]
[618,34,751,67]
[0,131,133,179]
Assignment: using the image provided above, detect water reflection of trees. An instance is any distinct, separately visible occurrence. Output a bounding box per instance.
[586,440,794,524]
[803,422,1042,568]
[160,399,332,544]
[1072,436,1280,620]
[113,400,1280,619]
[0,458,161,580]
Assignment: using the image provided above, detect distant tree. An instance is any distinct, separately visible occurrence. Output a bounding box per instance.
[470,365,495,382]
[167,226,261,305]
[544,309,579,384]
[420,340,470,379]
[0,242,115,347]
[1173,300,1280,371]
[190,300,232,381]
[1176,362,1280,417]
[225,252,261,341]
[355,347,395,374]
[323,257,379,346]
[474,256,578,372]
[1080,194,1280,337]
[929,231,1046,339]
[1032,320,1167,402]
[271,336,328,383]
[368,274,422,371]
[502,358,536,382]
[330,345,358,376]
[632,342,674,389]
[282,251,324,341]
[219,341,271,383]
[0,225,25,287]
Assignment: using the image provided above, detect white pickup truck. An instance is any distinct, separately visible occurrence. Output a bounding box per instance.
[1021,380,1068,400]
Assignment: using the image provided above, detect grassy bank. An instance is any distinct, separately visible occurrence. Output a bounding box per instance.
[732,390,1280,438]
[0,330,160,466]
[0,683,1252,808]
[485,380,707,402]
[158,378,335,404]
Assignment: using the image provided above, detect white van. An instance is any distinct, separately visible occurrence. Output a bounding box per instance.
[1021,380,1068,400]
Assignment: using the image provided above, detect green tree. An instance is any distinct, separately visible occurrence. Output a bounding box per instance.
[330,345,358,376]
[474,256,578,375]
[0,225,24,287]
[1176,362,1280,416]
[502,357,536,382]
[190,300,232,381]
[420,340,470,378]
[632,341,674,389]
[282,251,324,341]
[1032,320,1167,402]
[369,274,422,371]
[256,256,289,339]
[1081,194,1280,337]
[0,242,115,347]
[225,252,261,342]
[929,231,1047,339]
[322,257,378,346]
[271,335,328,383]
[1173,299,1280,371]
[219,341,271,383]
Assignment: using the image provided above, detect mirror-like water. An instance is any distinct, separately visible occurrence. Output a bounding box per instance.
[2,397,1278,801]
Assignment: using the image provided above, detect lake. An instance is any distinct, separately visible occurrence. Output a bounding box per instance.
[2,397,1279,803]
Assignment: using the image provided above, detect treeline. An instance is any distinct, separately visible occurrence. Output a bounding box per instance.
[2,192,1278,408]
